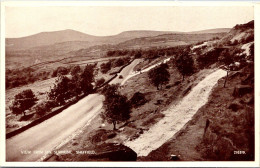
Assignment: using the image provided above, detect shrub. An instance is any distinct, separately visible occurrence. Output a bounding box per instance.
[100,61,112,74]
[34,100,57,116]
[113,58,125,67]
[52,66,69,77]
[96,78,106,87]
[130,92,147,108]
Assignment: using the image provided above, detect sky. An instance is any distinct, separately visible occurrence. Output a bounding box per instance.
[5,5,254,38]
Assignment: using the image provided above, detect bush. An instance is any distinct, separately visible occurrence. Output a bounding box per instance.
[34,100,57,116]
[52,66,69,77]
[96,78,106,87]
[70,65,81,76]
[130,92,147,108]
[113,58,125,67]
[100,61,112,74]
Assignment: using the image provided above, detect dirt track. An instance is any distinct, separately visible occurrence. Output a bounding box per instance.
[124,69,226,156]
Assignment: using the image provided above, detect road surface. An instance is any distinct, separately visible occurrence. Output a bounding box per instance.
[6,58,143,162]
[124,69,226,156]
[121,57,171,85]
[6,94,103,161]
[109,59,142,85]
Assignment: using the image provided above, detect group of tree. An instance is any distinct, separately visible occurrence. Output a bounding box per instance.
[100,57,131,74]
[197,48,224,69]
[6,64,83,90]
[52,65,83,77]
[48,64,95,105]
[10,64,97,117]
[105,45,189,61]
[147,47,196,90]
[6,67,51,89]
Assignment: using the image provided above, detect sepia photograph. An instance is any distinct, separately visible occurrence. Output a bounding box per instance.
[0,1,259,166]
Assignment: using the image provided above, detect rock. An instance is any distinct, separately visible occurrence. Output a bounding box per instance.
[89,143,137,161]
[228,102,242,112]
[232,85,253,97]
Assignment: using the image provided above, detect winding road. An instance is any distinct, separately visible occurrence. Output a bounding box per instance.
[6,58,142,162]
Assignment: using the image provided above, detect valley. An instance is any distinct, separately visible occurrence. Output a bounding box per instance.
[5,20,255,162]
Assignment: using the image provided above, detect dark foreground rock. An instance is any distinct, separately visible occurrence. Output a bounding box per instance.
[89,143,137,161]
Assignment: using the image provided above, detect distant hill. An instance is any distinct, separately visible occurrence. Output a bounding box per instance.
[5,28,232,69]
[6,28,230,50]
[6,29,99,50]
[6,30,179,50]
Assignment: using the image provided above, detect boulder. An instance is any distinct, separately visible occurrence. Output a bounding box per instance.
[89,143,137,161]
[232,85,253,97]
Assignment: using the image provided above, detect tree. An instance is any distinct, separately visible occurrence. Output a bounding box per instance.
[70,65,81,76]
[10,89,38,116]
[175,53,194,81]
[80,65,95,94]
[101,84,131,130]
[218,50,234,88]
[148,63,170,90]
[48,76,73,105]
